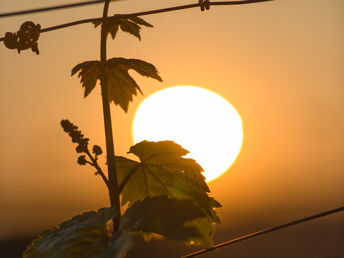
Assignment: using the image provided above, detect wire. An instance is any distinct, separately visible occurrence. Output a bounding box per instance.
[182,206,344,258]
[0,0,121,18]
[0,0,273,42]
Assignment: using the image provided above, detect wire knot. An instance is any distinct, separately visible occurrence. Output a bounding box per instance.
[4,21,41,54]
[199,0,210,11]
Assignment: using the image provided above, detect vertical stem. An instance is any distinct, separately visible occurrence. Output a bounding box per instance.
[100,0,121,232]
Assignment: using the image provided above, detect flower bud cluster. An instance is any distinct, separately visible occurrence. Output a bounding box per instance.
[77,155,87,166]
[93,145,103,156]
[61,119,89,153]
[61,119,104,167]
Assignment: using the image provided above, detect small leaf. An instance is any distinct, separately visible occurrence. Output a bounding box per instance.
[93,16,153,40]
[119,19,141,40]
[121,196,208,245]
[23,208,132,258]
[105,58,162,112]
[129,17,153,28]
[108,21,120,39]
[71,61,101,97]
[94,19,121,39]
[71,58,162,111]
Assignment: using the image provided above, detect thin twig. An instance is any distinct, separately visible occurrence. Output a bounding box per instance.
[182,206,344,258]
[85,149,110,188]
[0,0,273,42]
[0,0,121,18]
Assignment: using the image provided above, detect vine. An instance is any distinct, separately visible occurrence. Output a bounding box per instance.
[2,0,342,257]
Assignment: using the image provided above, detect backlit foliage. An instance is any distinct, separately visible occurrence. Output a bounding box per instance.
[23,4,221,258]
[71,58,162,112]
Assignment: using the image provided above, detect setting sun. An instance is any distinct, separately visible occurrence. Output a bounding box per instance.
[132,86,244,182]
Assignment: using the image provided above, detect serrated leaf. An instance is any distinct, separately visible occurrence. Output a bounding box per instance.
[121,196,208,245]
[108,22,120,39]
[23,207,132,258]
[116,141,221,245]
[105,58,162,112]
[129,17,153,28]
[71,61,101,98]
[93,16,153,40]
[71,58,162,112]
[117,140,208,204]
[119,20,141,40]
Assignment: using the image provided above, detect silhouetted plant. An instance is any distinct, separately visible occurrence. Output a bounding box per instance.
[19,1,223,257]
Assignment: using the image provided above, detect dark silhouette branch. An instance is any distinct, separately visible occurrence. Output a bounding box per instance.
[0,0,273,42]
[0,0,121,18]
[182,206,344,258]
[84,149,110,189]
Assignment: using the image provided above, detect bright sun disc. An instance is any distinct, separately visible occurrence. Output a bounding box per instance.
[132,86,243,182]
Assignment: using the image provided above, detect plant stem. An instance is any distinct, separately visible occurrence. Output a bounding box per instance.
[85,149,110,188]
[100,0,121,232]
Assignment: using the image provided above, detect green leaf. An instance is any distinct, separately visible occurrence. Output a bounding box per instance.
[71,61,101,98]
[23,208,131,258]
[121,196,208,245]
[116,141,221,245]
[93,16,153,40]
[184,217,215,246]
[117,140,208,205]
[105,58,162,112]
[71,58,162,112]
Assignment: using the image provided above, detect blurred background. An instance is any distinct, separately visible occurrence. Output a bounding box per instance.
[0,0,343,257]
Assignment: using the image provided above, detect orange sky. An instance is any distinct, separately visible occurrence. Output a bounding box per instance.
[0,0,343,250]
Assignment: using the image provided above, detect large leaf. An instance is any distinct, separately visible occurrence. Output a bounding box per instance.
[71,61,100,98]
[116,141,208,205]
[23,208,131,258]
[94,16,153,40]
[121,196,209,245]
[116,141,221,245]
[71,58,162,112]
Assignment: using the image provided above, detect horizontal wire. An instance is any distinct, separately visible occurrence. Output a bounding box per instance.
[0,0,121,18]
[0,0,273,42]
[182,205,344,258]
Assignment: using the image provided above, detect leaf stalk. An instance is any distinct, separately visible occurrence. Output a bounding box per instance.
[84,149,110,188]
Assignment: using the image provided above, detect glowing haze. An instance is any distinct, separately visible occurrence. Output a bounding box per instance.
[132,86,244,182]
[0,2,343,255]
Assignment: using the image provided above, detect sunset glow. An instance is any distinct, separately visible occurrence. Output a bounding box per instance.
[132,86,244,182]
